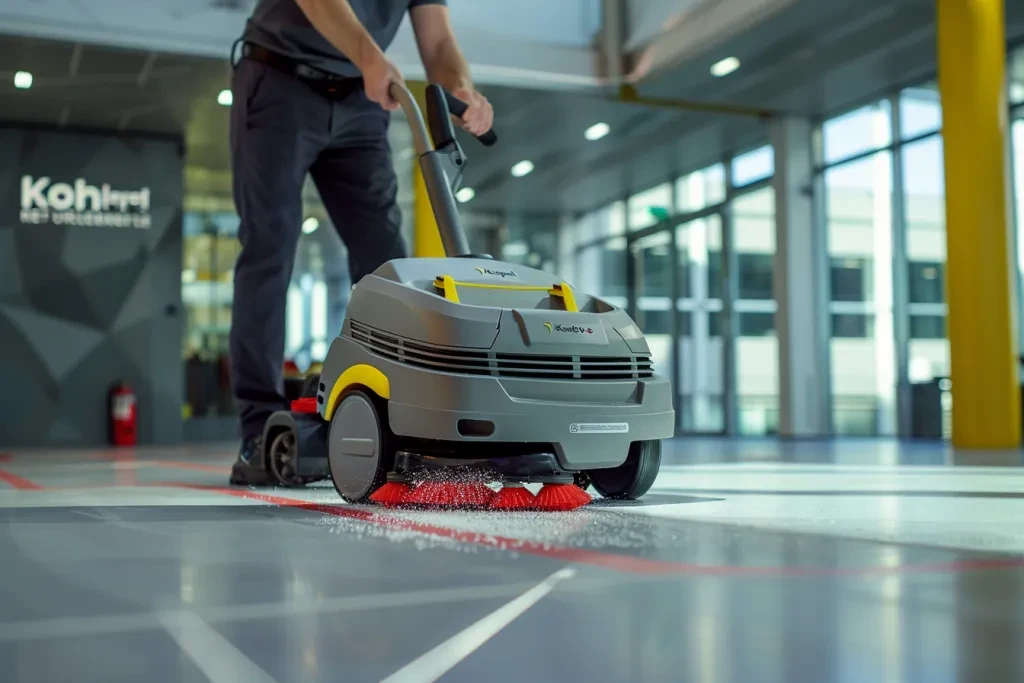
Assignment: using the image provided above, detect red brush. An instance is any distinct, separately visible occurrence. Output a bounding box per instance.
[490,483,536,510]
[535,483,591,511]
[369,475,413,507]
[405,481,495,508]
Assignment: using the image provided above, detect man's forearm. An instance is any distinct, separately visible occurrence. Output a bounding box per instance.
[294,0,383,71]
[422,36,473,92]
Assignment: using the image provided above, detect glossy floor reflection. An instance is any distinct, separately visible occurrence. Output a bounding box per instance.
[1,439,1022,683]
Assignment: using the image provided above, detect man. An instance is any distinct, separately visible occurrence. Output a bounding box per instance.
[228,0,493,485]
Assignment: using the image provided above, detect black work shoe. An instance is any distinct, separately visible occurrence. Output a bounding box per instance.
[229,436,275,486]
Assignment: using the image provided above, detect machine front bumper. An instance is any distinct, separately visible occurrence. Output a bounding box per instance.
[319,338,676,471]
[388,400,674,470]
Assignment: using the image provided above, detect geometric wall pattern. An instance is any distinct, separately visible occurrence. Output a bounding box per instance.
[0,127,184,447]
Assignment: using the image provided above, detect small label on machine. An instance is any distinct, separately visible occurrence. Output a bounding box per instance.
[569,422,629,434]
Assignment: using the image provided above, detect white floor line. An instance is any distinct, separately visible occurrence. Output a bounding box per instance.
[157,609,279,683]
[379,567,577,683]
[0,580,581,643]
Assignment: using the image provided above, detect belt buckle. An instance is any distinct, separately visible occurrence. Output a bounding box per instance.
[324,75,344,94]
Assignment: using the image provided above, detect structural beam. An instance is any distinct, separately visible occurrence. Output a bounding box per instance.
[937,0,1020,448]
[616,85,775,120]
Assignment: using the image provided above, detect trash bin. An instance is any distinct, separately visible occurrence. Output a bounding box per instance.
[910,377,945,439]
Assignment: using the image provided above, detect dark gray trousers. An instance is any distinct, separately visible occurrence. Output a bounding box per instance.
[229,58,407,441]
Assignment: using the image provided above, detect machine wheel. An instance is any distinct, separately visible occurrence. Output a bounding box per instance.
[588,440,661,500]
[327,389,394,503]
[267,429,313,487]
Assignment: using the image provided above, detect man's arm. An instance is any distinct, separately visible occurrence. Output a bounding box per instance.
[293,0,403,110]
[410,3,493,136]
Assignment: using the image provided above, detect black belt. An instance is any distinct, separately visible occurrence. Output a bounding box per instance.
[239,41,362,97]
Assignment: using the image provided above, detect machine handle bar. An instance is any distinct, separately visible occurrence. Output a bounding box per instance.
[441,90,498,147]
[389,82,497,156]
[389,80,495,258]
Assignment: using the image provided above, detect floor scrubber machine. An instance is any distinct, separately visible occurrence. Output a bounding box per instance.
[257,82,676,510]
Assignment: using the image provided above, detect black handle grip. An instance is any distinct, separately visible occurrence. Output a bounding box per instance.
[441,88,497,147]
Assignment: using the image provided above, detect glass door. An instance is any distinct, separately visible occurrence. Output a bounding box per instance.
[674,214,726,433]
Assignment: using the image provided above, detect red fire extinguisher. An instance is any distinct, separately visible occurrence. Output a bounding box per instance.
[109,381,137,447]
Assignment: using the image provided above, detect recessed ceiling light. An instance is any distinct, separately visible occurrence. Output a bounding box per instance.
[14,71,33,89]
[455,187,475,203]
[217,89,233,106]
[511,160,534,177]
[710,57,740,77]
[302,217,320,234]
[585,122,610,141]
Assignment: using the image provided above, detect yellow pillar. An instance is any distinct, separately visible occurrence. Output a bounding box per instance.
[408,80,445,258]
[937,0,1020,448]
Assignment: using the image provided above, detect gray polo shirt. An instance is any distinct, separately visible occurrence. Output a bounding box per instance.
[244,0,447,77]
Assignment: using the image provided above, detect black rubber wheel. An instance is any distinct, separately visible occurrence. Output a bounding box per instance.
[267,429,313,487]
[300,373,321,399]
[327,389,395,503]
[587,440,661,500]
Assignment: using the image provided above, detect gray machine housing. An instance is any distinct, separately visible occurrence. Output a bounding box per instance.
[315,256,675,472]
[258,82,674,498]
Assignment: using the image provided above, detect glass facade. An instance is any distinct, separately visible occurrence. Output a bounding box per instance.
[182,212,240,418]
[825,150,896,435]
[555,44,1024,439]
[732,187,777,434]
[563,156,778,436]
[903,136,948,383]
[182,207,348,420]
[675,213,725,433]
[816,84,947,436]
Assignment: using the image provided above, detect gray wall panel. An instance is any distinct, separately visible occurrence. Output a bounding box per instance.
[0,127,183,447]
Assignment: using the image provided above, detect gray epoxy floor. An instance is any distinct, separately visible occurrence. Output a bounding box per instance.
[1,438,1023,682]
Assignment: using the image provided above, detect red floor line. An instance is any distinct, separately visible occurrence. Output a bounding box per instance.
[0,467,45,490]
[42,481,207,492]
[180,484,1024,578]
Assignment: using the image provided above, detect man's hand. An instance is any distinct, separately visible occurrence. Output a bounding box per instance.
[361,52,404,111]
[451,85,493,137]
[410,5,494,136]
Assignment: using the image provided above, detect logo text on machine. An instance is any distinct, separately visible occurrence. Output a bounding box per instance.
[569,423,629,434]
[19,175,152,229]
[543,322,594,335]
[475,267,517,278]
